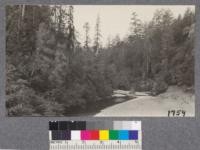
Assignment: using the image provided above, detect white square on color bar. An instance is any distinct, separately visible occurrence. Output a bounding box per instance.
[122,121,132,129]
[122,121,141,130]
[131,121,141,130]
[71,130,81,140]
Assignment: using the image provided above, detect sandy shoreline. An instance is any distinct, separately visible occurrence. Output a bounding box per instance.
[95,86,195,117]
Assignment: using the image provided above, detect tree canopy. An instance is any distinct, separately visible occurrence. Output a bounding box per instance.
[6,5,195,116]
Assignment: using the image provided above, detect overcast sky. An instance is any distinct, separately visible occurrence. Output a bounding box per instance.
[73,5,195,47]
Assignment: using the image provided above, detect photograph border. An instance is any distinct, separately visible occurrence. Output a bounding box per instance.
[0,0,200,149]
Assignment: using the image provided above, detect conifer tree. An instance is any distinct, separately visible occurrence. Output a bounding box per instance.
[93,15,101,55]
[83,22,90,50]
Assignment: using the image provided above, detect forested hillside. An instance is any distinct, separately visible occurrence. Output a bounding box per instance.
[6,5,195,116]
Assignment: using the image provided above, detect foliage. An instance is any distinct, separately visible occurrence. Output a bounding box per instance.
[6,6,195,116]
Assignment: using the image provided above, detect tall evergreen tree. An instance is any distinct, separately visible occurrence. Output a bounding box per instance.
[66,6,75,64]
[130,12,144,39]
[93,15,101,55]
[83,22,90,50]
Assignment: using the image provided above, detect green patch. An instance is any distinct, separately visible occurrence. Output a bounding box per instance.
[109,130,119,140]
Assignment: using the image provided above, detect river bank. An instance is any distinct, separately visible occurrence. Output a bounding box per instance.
[95,86,195,117]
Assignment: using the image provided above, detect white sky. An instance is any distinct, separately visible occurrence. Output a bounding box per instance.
[73,5,195,47]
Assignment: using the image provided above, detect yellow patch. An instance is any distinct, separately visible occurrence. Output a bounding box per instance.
[99,130,109,140]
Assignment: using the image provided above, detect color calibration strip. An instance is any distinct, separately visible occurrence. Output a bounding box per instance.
[50,129,138,140]
[49,121,141,131]
[49,121,142,150]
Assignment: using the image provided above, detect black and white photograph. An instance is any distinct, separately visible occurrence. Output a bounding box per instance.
[6,5,195,116]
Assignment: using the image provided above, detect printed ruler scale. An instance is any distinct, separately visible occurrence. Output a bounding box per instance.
[49,121,142,150]
[50,141,141,150]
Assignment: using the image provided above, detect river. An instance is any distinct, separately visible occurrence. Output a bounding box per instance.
[95,86,195,117]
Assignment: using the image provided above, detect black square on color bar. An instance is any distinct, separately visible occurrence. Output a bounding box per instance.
[69,121,77,130]
[49,121,58,130]
[52,130,60,140]
[76,121,86,130]
[52,130,71,140]
[58,121,70,130]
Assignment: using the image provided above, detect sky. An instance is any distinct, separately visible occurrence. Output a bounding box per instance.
[73,5,195,47]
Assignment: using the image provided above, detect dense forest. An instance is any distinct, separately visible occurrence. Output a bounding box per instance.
[6,5,195,116]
